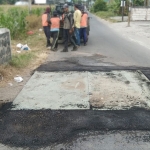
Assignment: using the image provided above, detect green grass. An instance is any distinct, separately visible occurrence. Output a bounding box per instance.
[0,6,45,40]
[9,52,36,68]
[95,11,117,22]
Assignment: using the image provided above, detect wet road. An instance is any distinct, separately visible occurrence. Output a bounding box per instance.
[1,14,150,150]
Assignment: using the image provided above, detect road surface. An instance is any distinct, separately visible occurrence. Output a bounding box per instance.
[1,13,150,150]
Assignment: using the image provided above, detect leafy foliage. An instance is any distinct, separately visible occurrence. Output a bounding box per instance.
[133,0,144,6]
[92,0,108,12]
[107,0,121,14]
[0,6,44,40]
[0,7,28,39]
[0,0,17,4]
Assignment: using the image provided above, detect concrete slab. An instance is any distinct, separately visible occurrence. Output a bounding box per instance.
[12,71,150,110]
[89,71,150,110]
[12,71,89,110]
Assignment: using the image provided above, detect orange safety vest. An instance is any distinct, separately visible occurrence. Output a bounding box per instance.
[42,14,48,27]
[80,13,88,27]
[50,17,60,29]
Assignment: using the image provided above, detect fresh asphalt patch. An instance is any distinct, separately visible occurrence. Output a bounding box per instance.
[36,60,150,79]
[1,108,150,148]
[1,60,150,148]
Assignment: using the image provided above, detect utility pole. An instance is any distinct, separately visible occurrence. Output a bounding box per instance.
[28,0,32,14]
[127,0,131,27]
[121,0,125,22]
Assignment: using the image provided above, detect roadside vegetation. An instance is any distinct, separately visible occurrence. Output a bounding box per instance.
[91,0,144,21]
[0,5,51,85]
[90,0,121,22]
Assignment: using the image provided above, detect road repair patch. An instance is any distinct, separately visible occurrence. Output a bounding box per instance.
[12,71,89,110]
[1,109,150,148]
[12,70,150,110]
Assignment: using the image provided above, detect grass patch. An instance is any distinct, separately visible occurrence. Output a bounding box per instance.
[26,15,42,30]
[0,5,47,40]
[95,11,117,22]
[9,52,36,68]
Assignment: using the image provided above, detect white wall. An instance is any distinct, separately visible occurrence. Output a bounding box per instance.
[34,0,46,4]
[131,8,150,21]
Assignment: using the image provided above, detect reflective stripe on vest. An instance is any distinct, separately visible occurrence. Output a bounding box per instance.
[50,17,60,29]
[80,13,88,27]
[42,14,48,26]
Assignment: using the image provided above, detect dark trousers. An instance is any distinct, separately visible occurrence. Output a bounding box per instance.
[51,31,59,49]
[43,26,51,46]
[63,29,76,50]
[80,28,87,44]
[74,27,80,46]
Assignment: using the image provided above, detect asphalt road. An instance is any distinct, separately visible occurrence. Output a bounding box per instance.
[1,14,150,150]
[87,14,150,67]
[40,13,150,68]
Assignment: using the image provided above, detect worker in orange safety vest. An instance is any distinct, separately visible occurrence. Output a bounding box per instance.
[42,7,51,49]
[80,7,88,46]
[50,11,60,51]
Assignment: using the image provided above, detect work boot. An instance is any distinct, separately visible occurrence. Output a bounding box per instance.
[61,49,68,52]
[51,48,58,52]
[84,43,87,46]
[46,44,51,50]
[71,45,78,51]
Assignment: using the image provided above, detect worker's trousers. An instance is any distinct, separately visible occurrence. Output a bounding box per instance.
[43,26,51,46]
[51,31,59,49]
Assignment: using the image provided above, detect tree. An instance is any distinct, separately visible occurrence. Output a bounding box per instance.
[0,0,17,4]
[93,0,107,12]
[133,0,144,6]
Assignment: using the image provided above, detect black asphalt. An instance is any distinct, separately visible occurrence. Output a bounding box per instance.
[1,106,150,148]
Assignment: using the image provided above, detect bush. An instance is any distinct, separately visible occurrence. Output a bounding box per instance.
[0,8,28,40]
[107,0,121,14]
[32,7,44,16]
[92,0,107,12]
[95,11,115,18]
[26,15,42,30]
[0,6,44,40]
[133,0,144,6]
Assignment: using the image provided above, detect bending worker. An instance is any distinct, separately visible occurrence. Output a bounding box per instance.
[50,11,60,51]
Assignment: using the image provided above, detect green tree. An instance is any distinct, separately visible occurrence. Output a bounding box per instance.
[0,0,17,4]
[133,0,144,6]
[107,0,120,14]
[93,0,107,12]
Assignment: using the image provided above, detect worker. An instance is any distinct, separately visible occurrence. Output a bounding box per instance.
[74,4,82,46]
[42,7,51,49]
[80,7,88,46]
[62,4,78,52]
[50,11,60,51]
